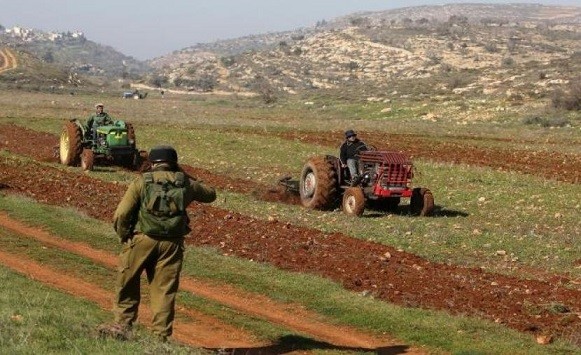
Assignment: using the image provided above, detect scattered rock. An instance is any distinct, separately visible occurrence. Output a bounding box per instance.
[536,334,553,345]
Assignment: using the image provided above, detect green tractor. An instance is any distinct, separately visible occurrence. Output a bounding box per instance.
[58,118,143,171]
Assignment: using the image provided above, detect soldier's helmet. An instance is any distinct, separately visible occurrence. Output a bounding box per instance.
[95,103,104,108]
[149,145,178,164]
[345,129,357,138]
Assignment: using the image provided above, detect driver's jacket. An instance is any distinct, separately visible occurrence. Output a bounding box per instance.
[339,139,368,164]
[86,113,113,130]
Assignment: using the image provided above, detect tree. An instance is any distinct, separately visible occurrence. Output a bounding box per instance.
[42,50,54,63]
[149,75,169,88]
[252,76,277,104]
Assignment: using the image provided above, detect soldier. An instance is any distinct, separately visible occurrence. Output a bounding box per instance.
[339,129,368,186]
[99,145,216,341]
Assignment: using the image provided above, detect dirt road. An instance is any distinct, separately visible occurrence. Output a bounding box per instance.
[0,48,18,74]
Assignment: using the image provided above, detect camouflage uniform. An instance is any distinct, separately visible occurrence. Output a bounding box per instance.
[112,166,216,338]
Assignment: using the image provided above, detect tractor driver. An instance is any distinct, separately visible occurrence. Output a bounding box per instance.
[339,129,368,185]
[86,103,114,139]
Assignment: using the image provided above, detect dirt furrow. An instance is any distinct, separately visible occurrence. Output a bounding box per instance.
[266,130,581,184]
[1,123,579,188]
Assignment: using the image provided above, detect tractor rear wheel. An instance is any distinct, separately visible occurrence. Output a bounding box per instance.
[59,121,83,166]
[342,187,365,216]
[410,188,434,216]
[299,156,338,210]
[81,148,94,171]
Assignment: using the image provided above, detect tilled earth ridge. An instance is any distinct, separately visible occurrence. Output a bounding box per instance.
[0,124,580,343]
[228,128,581,185]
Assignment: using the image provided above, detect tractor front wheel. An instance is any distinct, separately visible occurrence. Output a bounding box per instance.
[59,121,83,166]
[342,187,365,216]
[137,150,151,172]
[81,148,94,171]
[410,188,434,216]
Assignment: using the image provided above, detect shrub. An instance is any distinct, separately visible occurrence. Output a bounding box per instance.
[507,38,518,52]
[252,76,277,104]
[416,18,429,25]
[174,75,218,92]
[347,61,359,71]
[220,56,236,67]
[426,51,442,64]
[502,57,515,67]
[436,23,452,36]
[522,115,569,127]
[447,74,470,89]
[551,79,581,111]
[148,75,168,88]
[350,17,366,26]
[448,15,468,25]
[193,74,218,92]
[484,42,499,53]
[42,50,54,63]
[440,63,453,73]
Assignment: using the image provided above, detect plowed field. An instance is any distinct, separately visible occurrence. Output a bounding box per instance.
[0,124,579,350]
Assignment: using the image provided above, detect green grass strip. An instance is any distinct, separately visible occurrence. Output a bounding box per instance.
[0,265,205,354]
[1,194,578,353]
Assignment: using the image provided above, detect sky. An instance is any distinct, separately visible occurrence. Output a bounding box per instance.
[1,0,578,60]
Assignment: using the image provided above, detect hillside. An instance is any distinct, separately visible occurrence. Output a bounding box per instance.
[0,3,579,120]
[146,3,580,117]
[0,48,84,89]
[0,25,148,81]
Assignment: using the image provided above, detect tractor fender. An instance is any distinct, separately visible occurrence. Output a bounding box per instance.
[69,118,88,138]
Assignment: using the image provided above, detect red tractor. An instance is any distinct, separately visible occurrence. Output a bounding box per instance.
[280,150,434,217]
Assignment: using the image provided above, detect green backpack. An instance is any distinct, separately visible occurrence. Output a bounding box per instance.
[138,172,188,238]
